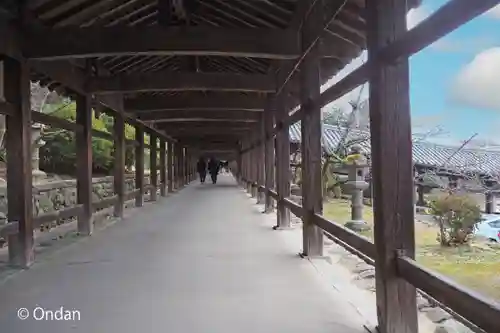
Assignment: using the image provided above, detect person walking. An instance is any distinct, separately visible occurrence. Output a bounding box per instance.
[197,157,207,183]
[208,157,220,184]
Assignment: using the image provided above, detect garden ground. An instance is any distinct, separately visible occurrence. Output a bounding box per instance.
[323,199,500,300]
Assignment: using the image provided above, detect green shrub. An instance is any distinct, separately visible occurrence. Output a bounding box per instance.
[429,193,481,246]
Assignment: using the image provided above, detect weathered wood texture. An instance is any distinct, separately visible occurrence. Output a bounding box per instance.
[160,140,167,197]
[113,111,125,218]
[299,0,323,257]
[76,88,93,236]
[257,115,266,204]
[149,134,158,201]
[275,92,290,228]
[126,94,266,112]
[23,27,300,60]
[137,110,260,122]
[88,72,276,94]
[135,125,145,207]
[264,100,275,213]
[168,142,174,193]
[367,1,418,332]
[4,57,34,268]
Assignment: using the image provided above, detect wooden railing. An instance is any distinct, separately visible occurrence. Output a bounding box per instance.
[246,182,500,333]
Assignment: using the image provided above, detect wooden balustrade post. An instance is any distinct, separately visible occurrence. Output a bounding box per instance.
[237,148,242,185]
[251,142,257,198]
[276,91,290,228]
[75,70,93,236]
[299,0,323,257]
[264,98,275,213]
[160,140,167,196]
[367,1,418,332]
[4,56,34,267]
[184,148,189,184]
[257,115,266,204]
[168,141,174,193]
[149,133,158,201]
[113,110,125,218]
[135,124,145,207]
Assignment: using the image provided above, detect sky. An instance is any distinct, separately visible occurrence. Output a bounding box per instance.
[322,1,500,149]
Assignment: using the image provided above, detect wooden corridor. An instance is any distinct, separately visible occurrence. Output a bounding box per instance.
[0,175,368,333]
[1,1,500,332]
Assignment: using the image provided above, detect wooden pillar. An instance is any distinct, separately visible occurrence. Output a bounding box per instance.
[367,1,418,332]
[184,148,189,184]
[236,145,242,185]
[257,115,266,204]
[113,111,125,218]
[175,144,182,189]
[135,124,145,207]
[251,142,257,198]
[149,133,158,201]
[276,92,291,228]
[299,0,323,257]
[160,140,167,196]
[4,57,34,267]
[167,141,174,193]
[75,92,93,236]
[264,100,275,213]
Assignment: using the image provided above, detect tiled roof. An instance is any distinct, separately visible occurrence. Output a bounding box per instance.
[289,123,500,176]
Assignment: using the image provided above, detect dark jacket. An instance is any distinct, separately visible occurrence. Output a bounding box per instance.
[208,159,220,174]
[197,160,207,173]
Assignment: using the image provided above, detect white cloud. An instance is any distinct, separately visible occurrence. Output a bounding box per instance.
[451,47,500,111]
[320,6,429,113]
[485,4,500,19]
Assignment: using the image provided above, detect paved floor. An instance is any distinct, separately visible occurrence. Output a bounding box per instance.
[0,175,368,332]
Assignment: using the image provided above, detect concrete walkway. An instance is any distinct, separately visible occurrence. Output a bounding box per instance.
[0,175,368,332]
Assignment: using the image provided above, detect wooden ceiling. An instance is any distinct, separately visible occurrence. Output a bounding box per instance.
[0,0,421,155]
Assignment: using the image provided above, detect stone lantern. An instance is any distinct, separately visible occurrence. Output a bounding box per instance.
[31,122,46,182]
[343,145,370,232]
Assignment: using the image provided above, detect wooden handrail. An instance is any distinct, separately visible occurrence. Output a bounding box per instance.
[397,256,500,333]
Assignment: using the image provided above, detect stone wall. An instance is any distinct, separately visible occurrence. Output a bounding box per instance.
[0,172,155,227]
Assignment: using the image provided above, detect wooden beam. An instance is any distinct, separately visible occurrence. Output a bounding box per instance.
[113,110,125,218]
[300,0,323,258]
[4,56,34,268]
[149,133,158,201]
[76,85,93,236]
[135,124,145,207]
[136,110,260,122]
[125,94,267,112]
[23,27,300,60]
[367,1,418,332]
[87,72,276,94]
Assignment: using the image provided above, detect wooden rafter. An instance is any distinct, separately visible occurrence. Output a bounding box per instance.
[88,71,276,93]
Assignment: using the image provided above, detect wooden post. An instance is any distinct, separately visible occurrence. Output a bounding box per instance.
[237,148,242,185]
[168,141,174,193]
[175,144,182,189]
[76,92,93,236]
[367,1,418,332]
[135,124,145,207]
[300,0,323,257]
[4,57,34,268]
[113,111,125,218]
[264,99,275,213]
[250,143,257,198]
[149,133,158,201]
[276,92,291,228]
[257,115,266,204]
[160,139,167,196]
[184,148,189,184]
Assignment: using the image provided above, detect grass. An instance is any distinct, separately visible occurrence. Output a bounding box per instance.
[323,198,500,300]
